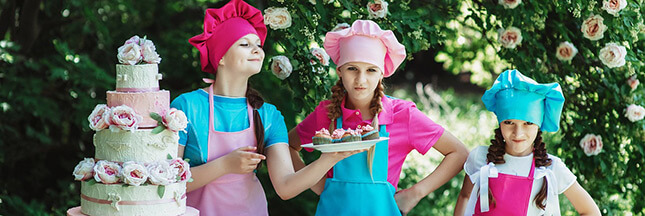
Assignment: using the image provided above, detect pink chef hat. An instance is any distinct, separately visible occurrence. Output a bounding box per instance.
[323,20,406,77]
[189,0,267,74]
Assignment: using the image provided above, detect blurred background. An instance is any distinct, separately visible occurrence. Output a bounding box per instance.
[0,0,643,215]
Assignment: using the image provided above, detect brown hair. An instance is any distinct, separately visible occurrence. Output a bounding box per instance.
[245,83,266,168]
[326,78,384,121]
[485,128,552,210]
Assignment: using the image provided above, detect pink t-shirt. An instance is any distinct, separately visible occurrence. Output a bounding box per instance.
[296,96,445,189]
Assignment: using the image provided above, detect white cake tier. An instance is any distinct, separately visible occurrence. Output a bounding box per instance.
[106,90,169,128]
[80,181,187,216]
[115,64,162,92]
[94,129,178,163]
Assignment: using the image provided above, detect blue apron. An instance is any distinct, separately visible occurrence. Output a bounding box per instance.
[315,117,401,216]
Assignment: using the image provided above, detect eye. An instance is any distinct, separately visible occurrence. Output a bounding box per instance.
[525,122,534,125]
[347,66,357,71]
[367,68,378,72]
[240,43,249,47]
[256,44,263,48]
[502,120,513,125]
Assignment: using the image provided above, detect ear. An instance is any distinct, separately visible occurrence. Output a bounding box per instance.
[218,57,225,66]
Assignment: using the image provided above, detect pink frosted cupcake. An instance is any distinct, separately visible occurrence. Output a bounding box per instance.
[312,128,332,145]
[341,129,361,142]
[358,125,379,140]
[331,129,345,143]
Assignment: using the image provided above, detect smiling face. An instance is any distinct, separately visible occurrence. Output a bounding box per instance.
[499,119,539,156]
[337,62,383,107]
[218,34,264,76]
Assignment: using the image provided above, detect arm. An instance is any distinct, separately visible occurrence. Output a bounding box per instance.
[563,181,601,216]
[395,131,469,214]
[288,127,327,195]
[454,176,474,216]
[178,145,265,192]
[266,143,362,200]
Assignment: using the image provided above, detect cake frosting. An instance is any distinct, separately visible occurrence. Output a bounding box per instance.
[80,181,187,216]
[115,64,162,92]
[107,90,169,128]
[93,129,178,163]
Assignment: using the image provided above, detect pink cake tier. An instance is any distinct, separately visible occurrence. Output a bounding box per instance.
[107,90,169,128]
[67,206,199,216]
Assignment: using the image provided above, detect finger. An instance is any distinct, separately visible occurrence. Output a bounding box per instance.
[247,158,262,164]
[237,146,257,152]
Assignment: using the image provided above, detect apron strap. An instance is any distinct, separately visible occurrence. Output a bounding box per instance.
[204,78,216,133]
[478,162,499,212]
[535,166,557,215]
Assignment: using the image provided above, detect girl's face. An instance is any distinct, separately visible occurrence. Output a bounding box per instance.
[338,62,383,106]
[219,34,264,76]
[500,119,539,156]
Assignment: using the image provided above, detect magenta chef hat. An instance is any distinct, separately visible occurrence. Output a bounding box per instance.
[323,20,406,77]
[189,0,267,74]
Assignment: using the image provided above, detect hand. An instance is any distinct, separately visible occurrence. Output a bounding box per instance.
[320,148,367,163]
[222,146,266,174]
[394,187,424,215]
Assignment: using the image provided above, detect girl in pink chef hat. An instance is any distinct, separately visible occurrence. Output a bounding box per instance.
[288,19,469,215]
[172,1,363,215]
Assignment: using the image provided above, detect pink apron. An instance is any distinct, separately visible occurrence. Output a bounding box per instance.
[185,83,268,216]
[474,159,535,215]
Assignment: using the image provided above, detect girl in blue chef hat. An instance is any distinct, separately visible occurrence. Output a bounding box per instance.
[454,70,600,215]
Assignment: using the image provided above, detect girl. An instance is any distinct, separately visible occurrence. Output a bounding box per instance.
[173,1,361,215]
[454,69,601,215]
[288,20,469,215]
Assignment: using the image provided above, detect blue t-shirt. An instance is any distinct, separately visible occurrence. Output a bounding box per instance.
[170,89,289,167]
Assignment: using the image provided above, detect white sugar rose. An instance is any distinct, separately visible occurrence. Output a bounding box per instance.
[88,104,111,131]
[271,55,293,80]
[163,108,188,132]
[124,35,140,45]
[581,15,607,41]
[121,162,149,186]
[602,0,627,17]
[264,7,292,30]
[627,75,639,91]
[310,48,330,66]
[498,27,523,49]
[625,104,645,122]
[367,0,388,19]
[331,23,350,32]
[147,160,177,185]
[555,42,578,61]
[169,158,192,183]
[498,0,521,9]
[73,158,95,181]
[141,40,161,64]
[599,42,627,68]
[117,43,142,65]
[108,105,142,132]
[93,160,121,184]
[579,134,603,156]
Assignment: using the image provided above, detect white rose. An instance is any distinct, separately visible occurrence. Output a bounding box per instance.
[271,55,293,80]
[147,160,177,185]
[141,40,161,64]
[497,27,523,49]
[579,134,603,156]
[163,108,188,133]
[93,160,121,184]
[264,7,292,30]
[581,15,607,41]
[169,158,191,183]
[117,43,142,65]
[121,162,149,186]
[627,75,639,91]
[73,158,95,181]
[367,0,388,19]
[555,42,578,61]
[625,104,645,122]
[88,104,111,131]
[331,23,350,32]
[124,35,140,45]
[310,48,330,66]
[602,0,627,17]
[498,0,522,9]
[599,42,627,68]
[108,105,142,132]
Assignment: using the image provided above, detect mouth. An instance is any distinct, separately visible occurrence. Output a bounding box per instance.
[354,87,367,91]
[248,59,261,62]
[512,139,526,143]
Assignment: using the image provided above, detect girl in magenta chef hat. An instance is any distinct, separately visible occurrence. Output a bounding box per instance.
[171,1,362,215]
[288,20,469,215]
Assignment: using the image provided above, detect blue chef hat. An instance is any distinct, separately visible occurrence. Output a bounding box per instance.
[481,69,565,132]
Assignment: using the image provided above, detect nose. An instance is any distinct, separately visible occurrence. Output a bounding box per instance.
[355,70,367,84]
[513,124,524,137]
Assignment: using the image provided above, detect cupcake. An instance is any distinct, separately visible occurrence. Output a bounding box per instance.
[312,128,332,145]
[331,129,345,143]
[341,129,361,142]
[358,124,379,140]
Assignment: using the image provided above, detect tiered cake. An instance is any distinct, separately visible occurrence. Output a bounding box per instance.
[67,36,198,216]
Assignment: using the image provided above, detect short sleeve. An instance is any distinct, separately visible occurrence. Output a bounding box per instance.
[263,104,289,148]
[170,95,189,146]
[549,156,577,194]
[296,101,332,145]
[407,105,445,154]
[464,146,488,182]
